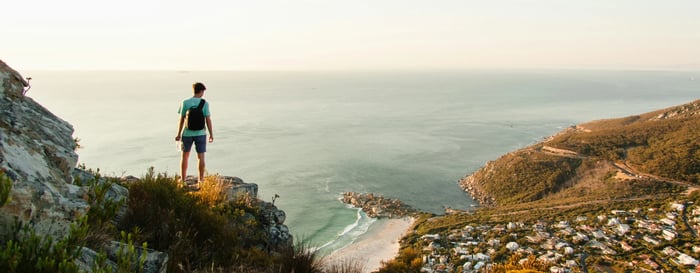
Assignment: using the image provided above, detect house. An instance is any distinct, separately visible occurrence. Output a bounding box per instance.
[588,240,617,255]
[611,210,627,215]
[676,253,699,267]
[643,235,660,246]
[507,222,518,230]
[660,218,676,227]
[670,202,685,212]
[692,207,700,216]
[555,242,569,250]
[554,221,570,229]
[563,247,575,256]
[453,247,469,256]
[643,258,660,270]
[492,224,506,233]
[607,218,621,226]
[615,224,631,236]
[662,246,677,256]
[591,230,607,240]
[557,227,574,236]
[572,232,589,243]
[620,241,633,252]
[462,261,472,271]
[463,225,475,232]
[666,212,678,220]
[473,261,485,271]
[422,234,441,241]
[506,242,520,251]
[662,229,677,241]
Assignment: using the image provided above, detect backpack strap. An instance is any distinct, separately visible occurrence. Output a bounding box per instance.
[196,99,206,110]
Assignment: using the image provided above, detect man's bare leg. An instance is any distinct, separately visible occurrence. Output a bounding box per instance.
[197,152,206,182]
[180,151,190,183]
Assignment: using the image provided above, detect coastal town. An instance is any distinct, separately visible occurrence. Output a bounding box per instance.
[416,200,700,273]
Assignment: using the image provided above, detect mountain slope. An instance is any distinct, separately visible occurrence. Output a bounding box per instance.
[460,99,700,208]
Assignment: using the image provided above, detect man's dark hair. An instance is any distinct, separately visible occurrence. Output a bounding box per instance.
[193,82,206,94]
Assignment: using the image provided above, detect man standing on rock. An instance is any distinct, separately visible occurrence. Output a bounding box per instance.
[175,82,213,183]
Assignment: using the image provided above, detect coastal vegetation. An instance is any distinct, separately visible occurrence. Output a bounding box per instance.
[0,170,364,273]
[462,99,699,208]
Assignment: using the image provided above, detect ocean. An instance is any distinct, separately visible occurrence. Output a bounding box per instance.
[25,69,699,254]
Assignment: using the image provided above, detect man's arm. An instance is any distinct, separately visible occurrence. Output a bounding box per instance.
[206,116,213,143]
[175,115,185,141]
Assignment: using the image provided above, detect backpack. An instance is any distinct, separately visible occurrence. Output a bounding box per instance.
[186,99,206,130]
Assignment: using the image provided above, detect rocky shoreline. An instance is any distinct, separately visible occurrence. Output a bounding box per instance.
[457,163,496,208]
[340,192,416,218]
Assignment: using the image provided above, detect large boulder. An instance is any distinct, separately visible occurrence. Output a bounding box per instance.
[218,176,293,250]
[0,60,88,238]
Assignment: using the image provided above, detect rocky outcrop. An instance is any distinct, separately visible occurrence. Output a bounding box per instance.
[341,192,416,218]
[458,166,496,208]
[179,175,292,250]
[258,200,292,249]
[75,242,169,273]
[219,176,293,249]
[0,60,88,238]
[0,61,169,273]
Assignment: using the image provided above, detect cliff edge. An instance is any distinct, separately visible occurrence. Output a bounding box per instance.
[0,60,87,238]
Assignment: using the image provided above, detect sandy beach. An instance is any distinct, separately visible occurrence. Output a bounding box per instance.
[322,217,415,273]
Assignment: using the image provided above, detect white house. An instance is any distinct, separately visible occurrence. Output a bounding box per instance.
[506,242,520,251]
[616,224,631,236]
[670,202,685,212]
[677,253,699,267]
[422,234,441,241]
[660,218,676,227]
[662,229,677,241]
[563,247,575,256]
[607,218,621,226]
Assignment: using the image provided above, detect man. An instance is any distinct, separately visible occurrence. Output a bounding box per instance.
[175,82,213,183]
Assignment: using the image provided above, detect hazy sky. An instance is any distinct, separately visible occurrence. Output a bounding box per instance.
[3,0,700,71]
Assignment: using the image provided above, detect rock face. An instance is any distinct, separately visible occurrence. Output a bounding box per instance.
[219,176,293,249]
[0,60,88,238]
[458,166,496,208]
[341,192,416,218]
[0,61,169,273]
[175,175,292,250]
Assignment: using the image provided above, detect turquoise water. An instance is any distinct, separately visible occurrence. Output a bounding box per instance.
[26,69,699,254]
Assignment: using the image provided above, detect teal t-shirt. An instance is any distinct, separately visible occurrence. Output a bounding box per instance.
[178,97,211,137]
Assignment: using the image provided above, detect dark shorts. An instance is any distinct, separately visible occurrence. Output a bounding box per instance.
[181,135,207,153]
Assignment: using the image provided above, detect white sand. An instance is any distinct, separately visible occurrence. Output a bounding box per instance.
[322,217,415,273]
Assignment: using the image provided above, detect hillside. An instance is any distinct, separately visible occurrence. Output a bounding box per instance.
[460,99,700,208]
[387,100,700,273]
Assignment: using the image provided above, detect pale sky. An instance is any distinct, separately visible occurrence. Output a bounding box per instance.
[2,0,700,71]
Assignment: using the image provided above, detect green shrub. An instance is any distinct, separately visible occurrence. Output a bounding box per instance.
[119,168,272,272]
[0,217,87,273]
[0,171,11,207]
[0,170,150,273]
[272,242,322,273]
[376,247,423,273]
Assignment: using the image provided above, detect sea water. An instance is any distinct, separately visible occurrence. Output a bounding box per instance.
[25,69,699,254]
